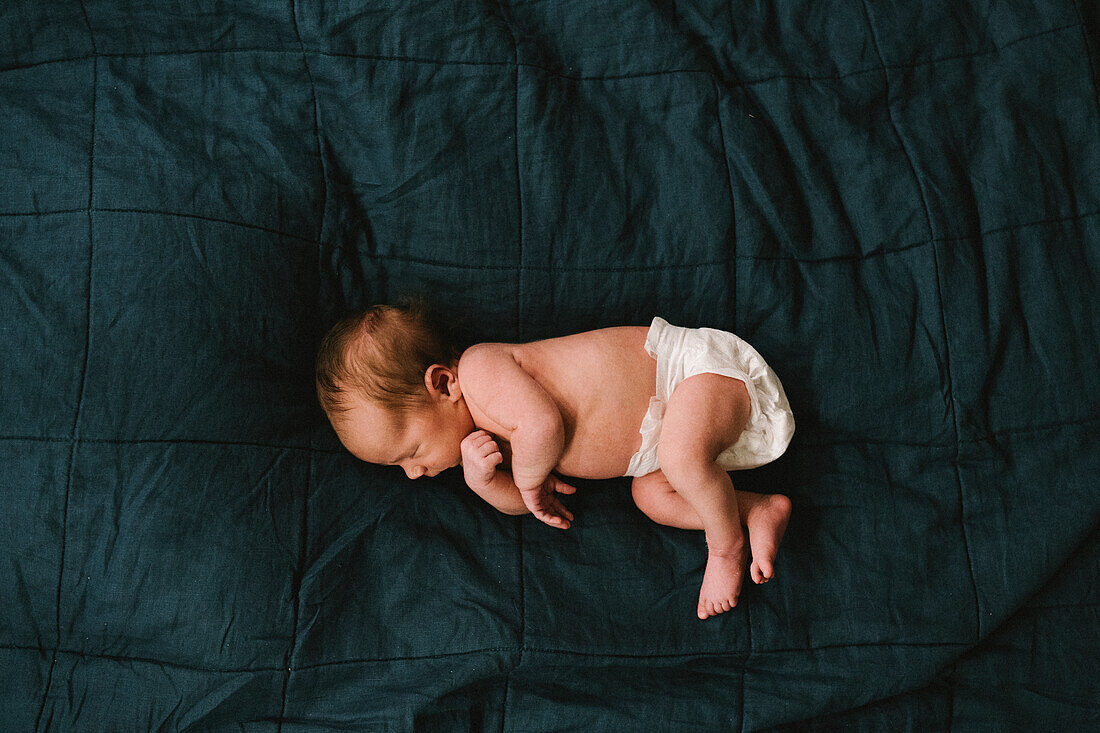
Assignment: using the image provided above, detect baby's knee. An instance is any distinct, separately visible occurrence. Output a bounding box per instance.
[660,374,749,470]
[631,480,657,519]
[631,471,661,500]
[631,472,666,510]
[657,440,718,487]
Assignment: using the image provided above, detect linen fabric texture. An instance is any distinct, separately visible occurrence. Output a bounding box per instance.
[1,1,1098,730]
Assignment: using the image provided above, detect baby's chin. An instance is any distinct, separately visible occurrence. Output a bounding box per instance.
[429,460,460,476]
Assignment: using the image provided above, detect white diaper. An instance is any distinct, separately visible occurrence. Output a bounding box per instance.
[625,317,795,478]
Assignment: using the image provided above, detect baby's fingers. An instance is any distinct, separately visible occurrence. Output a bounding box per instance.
[534,498,573,529]
[553,480,577,495]
[461,431,491,451]
[535,510,571,530]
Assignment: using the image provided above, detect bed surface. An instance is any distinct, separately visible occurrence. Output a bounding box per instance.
[1,1,1098,729]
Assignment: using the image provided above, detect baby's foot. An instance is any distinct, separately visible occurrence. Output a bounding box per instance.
[697,546,748,620]
[746,494,792,584]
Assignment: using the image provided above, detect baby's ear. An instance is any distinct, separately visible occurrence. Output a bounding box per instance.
[425,364,459,399]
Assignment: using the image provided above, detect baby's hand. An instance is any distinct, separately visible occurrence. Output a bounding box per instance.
[461,430,503,490]
[519,475,576,530]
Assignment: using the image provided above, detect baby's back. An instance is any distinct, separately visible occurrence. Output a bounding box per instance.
[490,326,657,479]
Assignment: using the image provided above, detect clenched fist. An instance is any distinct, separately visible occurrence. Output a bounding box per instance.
[461,430,503,490]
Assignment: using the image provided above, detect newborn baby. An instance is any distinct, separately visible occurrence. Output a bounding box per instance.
[315,298,795,620]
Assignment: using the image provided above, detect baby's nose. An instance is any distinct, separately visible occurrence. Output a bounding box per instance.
[404,465,425,479]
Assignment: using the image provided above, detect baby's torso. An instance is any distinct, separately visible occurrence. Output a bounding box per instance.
[469,326,656,479]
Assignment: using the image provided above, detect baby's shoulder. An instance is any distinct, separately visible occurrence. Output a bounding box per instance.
[458,342,552,432]
[457,341,518,375]
[456,342,529,399]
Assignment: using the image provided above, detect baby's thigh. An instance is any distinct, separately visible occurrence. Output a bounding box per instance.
[631,469,671,503]
[659,373,750,464]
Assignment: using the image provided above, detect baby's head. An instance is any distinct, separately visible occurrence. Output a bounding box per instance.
[315,296,474,479]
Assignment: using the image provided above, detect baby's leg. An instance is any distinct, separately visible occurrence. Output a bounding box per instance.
[655,372,767,619]
[631,470,791,584]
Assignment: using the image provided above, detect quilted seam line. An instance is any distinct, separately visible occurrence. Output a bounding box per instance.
[500,521,524,733]
[0,206,322,244]
[1070,0,1100,130]
[280,10,322,728]
[289,643,835,667]
[6,206,1099,272]
[833,207,1100,261]
[486,1,525,728]
[858,0,982,644]
[34,36,99,733]
[275,433,309,732]
[1,642,519,675]
[0,21,1078,85]
[289,0,328,248]
[0,435,341,453]
[711,77,738,332]
[739,595,751,733]
[945,661,958,731]
[0,639,974,676]
[510,29,525,341]
[280,8,319,720]
[1022,599,1100,612]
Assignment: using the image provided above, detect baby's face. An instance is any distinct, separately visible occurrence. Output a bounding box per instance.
[335,394,474,480]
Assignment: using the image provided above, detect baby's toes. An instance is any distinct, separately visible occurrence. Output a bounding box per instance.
[755,558,774,583]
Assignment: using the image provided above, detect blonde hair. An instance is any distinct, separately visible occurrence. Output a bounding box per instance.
[315,296,466,419]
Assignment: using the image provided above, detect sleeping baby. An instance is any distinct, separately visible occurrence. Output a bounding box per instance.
[315,298,795,620]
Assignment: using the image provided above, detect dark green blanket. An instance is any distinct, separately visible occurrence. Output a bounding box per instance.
[2,1,1097,729]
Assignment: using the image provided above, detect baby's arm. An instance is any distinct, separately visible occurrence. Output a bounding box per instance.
[458,344,573,527]
[460,430,575,520]
[467,470,528,515]
[460,430,525,514]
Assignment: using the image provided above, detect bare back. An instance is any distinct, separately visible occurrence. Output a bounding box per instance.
[460,326,657,479]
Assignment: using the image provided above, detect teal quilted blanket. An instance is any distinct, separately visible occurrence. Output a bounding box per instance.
[1,1,1097,729]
